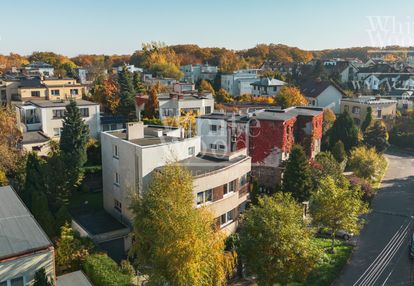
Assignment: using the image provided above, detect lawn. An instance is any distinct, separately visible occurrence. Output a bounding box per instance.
[69,191,103,211]
[303,238,353,286]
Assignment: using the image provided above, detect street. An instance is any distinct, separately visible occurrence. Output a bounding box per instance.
[335,148,414,286]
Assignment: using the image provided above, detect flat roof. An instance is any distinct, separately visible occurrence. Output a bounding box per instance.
[57,271,92,286]
[177,153,249,178]
[22,131,50,144]
[0,186,52,260]
[109,129,186,147]
[29,99,98,108]
[71,210,128,235]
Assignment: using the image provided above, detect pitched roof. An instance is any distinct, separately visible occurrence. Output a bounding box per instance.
[251,77,286,87]
[0,186,52,261]
[301,79,345,98]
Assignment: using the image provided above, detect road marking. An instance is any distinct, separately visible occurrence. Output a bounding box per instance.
[353,219,412,286]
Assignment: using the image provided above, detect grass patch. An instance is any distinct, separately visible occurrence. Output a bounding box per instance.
[69,191,103,211]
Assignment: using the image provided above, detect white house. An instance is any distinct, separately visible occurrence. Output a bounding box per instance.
[180,64,218,83]
[221,69,260,96]
[251,77,286,97]
[301,79,344,113]
[21,62,54,77]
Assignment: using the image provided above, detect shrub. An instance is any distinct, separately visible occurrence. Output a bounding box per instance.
[348,146,387,184]
[347,174,375,203]
[83,254,133,286]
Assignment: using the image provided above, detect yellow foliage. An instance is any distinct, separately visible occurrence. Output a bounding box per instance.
[274,86,308,108]
[163,111,197,137]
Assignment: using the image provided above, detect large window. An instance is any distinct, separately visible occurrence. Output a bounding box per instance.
[114,199,122,212]
[52,109,65,119]
[205,106,212,114]
[31,90,40,97]
[51,89,60,96]
[228,179,237,193]
[80,107,89,117]
[220,210,234,226]
[352,106,360,114]
[196,189,213,205]
[11,277,24,286]
[70,89,79,95]
[240,174,248,186]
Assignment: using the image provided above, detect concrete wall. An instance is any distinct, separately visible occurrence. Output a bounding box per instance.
[312,85,343,114]
[0,249,55,286]
[197,118,228,152]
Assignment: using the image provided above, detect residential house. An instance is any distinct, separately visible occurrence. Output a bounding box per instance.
[340,96,397,126]
[301,79,345,113]
[101,122,251,237]
[251,77,286,97]
[324,60,359,83]
[180,63,218,83]
[115,65,143,74]
[0,186,55,286]
[20,62,54,77]
[382,89,414,113]
[221,69,260,96]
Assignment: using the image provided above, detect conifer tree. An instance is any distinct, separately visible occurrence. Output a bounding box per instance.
[329,111,359,152]
[331,140,347,163]
[364,120,389,153]
[31,191,56,238]
[34,268,53,286]
[361,106,373,132]
[282,145,313,202]
[117,66,136,119]
[22,152,44,209]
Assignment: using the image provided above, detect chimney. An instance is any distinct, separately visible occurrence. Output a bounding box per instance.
[126,121,144,140]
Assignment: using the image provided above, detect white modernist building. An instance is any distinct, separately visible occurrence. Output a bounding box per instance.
[221,69,260,96]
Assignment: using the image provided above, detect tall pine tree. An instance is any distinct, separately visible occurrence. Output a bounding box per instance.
[117,66,136,119]
[31,191,56,238]
[329,111,359,152]
[22,152,44,209]
[282,145,314,202]
[361,106,373,132]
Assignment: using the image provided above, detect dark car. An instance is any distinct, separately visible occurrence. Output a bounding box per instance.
[318,228,353,240]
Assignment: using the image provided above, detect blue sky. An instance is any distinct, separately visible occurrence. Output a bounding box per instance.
[1,0,413,56]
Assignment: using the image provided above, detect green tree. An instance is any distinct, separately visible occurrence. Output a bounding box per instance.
[0,169,7,186]
[55,205,71,232]
[361,106,373,132]
[21,152,44,209]
[282,145,313,202]
[311,61,328,80]
[311,176,369,252]
[31,191,55,238]
[331,140,347,163]
[130,163,233,286]
[364,120,389,153]
[311,152,344,187]
[348,146,387,183]
[250,178,260,205]
[117,66,136,119]
[329,111,359,152]
[33,268,53,286]
[239,193,321,286]
[60,100,90,191]
[133,71,145,93]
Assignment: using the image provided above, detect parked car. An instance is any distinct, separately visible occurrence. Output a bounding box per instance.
[409,234,414,258]
[317,228,353,240]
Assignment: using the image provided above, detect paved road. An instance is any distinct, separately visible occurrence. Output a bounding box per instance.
[334,148,414,286]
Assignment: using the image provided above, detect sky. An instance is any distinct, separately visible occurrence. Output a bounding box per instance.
[1,0,414,56]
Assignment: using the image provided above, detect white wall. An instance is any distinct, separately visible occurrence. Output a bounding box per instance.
[313,85,343,114]
[197,118,229,152]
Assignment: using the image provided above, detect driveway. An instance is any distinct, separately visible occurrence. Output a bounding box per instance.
[334,148,414,286]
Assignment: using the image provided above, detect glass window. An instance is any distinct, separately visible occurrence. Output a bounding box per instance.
[240,174,247,186]
[377,109,382,119]
[220,214,227,225]
[188,146,195,156]
[52,109,65,119]
[0,281,7,286]
[114,199,122,212]
[227,210,234,222]
[228,179,237,193]
[196,192,204,205]
[223,183,228,195]
[80,108,89,117]
[219,144,225,150]
[11,277,24,286]
[51,89,60,96]
[113,145,119,158]
[31,90,40,97]
[114,172,120,186]
[209,144,217,150]
[205,189,213,202]
[53,128,61,136]
[70,89,79,95]
[205,106,212,114]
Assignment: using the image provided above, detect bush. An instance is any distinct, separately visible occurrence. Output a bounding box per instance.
[348,146,387,184]
[389,131,414,149]
[143,117,162,126]
[347,175,375,203]
[83,254,133,286]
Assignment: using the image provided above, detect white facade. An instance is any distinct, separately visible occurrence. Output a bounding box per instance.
[158,94,214,119]
[307,85,343,114]
[251,78,286,97]
[221,69,260,96]
[196,117,229,153]
[180,64,218,83]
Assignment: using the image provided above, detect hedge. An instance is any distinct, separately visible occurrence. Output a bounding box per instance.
[389,131,414,149]
[83,254,132,286]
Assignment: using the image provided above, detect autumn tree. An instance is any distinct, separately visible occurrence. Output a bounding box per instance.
[143,85,159,119]
[282,145,314,202]
[163,111,197,138]
[322,108,336,135]
[364,120,389,153]
[215,88,232,103]
[329,111,359,152]
[130,163,233,286]
[198,79,215,95]
[274,86,308,108]
[348,146,387,183]
[0,107,22,174]
[141,42,183,79]
[239,193,321,286]
[311,176,369,252]
[90,75,120,114]
[311,152,345,189]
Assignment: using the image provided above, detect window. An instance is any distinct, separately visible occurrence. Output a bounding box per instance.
[196,189,213,205]
[240,174,248,186]
[70,89,79,95]
[113,145,119,158]
[205,106,212,114]
[377,109,382,119]
[53,128,62,136]
[11,277,24,286]
[210,124,221,132]
[114,199,122,212]
[31,90,40,97]
[219,144,225,150]
[162,108,176,117]
[220,210,234,226]
[52,109,65,119]
[79,108,89,117]
[114,172,120,186]
[223,183,228,195]
[352,106,360,114]
[0,281,7,286]
[228,179,237,193]
[209,143,217,150]
[188,146,195,156]
[51,89,60,96]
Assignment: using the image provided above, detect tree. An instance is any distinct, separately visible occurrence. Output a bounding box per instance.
[0,169,7,186]
[361,106,373,132]
[348,146,387,183]
[310,60,328,80]
[274,86,308,109]
[329,111,359,152]
[141,42,183,79]
[56,223,91,272]
[90,76,120,114]
[331,140,347,163]
[55,205,71,232]
[239,193,321,286]
[322,108,336,135]
[364,120,389,153]
[163,111,197,138]
[311,176,369,252]
[143,85,159,119]
[215,88,232,103]
[282,145,313,202]
[133,72,145,93]
[198,79,215,95]
[117,66,136,119]
[21,152,44,209]
[0,107,21,174]
[130,163,233,286]
[31,191,55,238]
[311,152,344,187]
[60,100,90,191]
[33,268,53,286]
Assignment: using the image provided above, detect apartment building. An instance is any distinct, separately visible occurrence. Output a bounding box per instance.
[0,77,86,104]
[0,186,55,286]
[180,63,218,83]
[101,122,251,234]
[221,69,260,96]
[340,96,397,126]
[251,77,286,97]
